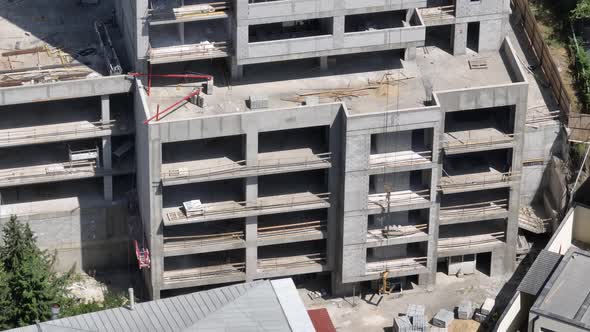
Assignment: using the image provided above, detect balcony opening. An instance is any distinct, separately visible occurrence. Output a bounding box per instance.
[370,129,434,168]
[425,25,453,54]
[162,178,245,209]
[366,242,428,274]
[249,18,333,43]
[467,22,480,53]
[161,134,245,181]
[367,209,429,243]
[439,188,510,223]
[438,219,507,254]
[163,218,245,255]
[258,126,330,169]
[258,169,328,198]
[344,10,405,33]
[441,149,513,194]
[368,170,431,210]
[476,252,492,276]
[444,106,515,153]
[257,209,327,245]
[257,240,326,274]
[163,249,245,282]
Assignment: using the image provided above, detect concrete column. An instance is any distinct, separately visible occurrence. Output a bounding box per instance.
[245,177,258,282]
[229,57,243,81]
[404,46,417,61]
[333,16,345,49]
[453,23,468,56]
[320,56,329,71]
[101,95,113,201]
[244,131,258,281]
[490,248,506,278]
[178,23,185,44]
[478,19,503,52]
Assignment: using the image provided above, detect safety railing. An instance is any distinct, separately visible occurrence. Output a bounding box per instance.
[440,172,514,192]
[438,232,505,251]
[368,189,431,210]
[0,121,116,146]
[439,199,509,220]
[258,220,326,240]
[365,256,427,274]
[369,150,432,169]
[257,253,326,272]
[148,41,229,64]
[164,231,245,251]
[161,153,331,181]
[163,262,246,283]
[443,134,514,153]
[165,192,330,222]
[0,160,97,184]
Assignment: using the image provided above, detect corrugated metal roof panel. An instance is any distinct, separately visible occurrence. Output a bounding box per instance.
[518,249,561,296]
[6,279,309,332]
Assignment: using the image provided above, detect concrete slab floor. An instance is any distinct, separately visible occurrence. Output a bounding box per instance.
[0,0,122,76]
[299,272,509,332]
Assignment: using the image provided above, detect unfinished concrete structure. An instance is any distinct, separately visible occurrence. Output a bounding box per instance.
[0,2,134,270]
[0,0,561,300]
[114,0,564,299]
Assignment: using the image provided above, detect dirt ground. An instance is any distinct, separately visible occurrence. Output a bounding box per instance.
[298,271,509,332]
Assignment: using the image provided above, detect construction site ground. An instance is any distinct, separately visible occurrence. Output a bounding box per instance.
[299,271,510,332]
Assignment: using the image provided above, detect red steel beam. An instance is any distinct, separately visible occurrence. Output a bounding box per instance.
[143,89,200,124]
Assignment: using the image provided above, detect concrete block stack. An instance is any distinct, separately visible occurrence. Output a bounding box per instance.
[474,298,495,322]
[433,309,454,328]
[457,300,473,320]
[411,314,427,331]
[393,316,412,332]
[406,304,425,318]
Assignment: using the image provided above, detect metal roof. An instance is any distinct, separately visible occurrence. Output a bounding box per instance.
[517,249,561,296]
[9,278,314,332]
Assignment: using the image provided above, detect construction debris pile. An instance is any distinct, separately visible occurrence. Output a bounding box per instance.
[0,46,95,87]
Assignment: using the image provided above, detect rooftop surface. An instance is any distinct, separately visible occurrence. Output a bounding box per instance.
[0,0,124,85]
[535,248,590,327]
[142,15,559,124]
[9,278,315,332]
[147,46,515,121]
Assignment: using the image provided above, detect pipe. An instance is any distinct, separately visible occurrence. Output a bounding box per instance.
[143,89,200,124]
[128,288,135,310]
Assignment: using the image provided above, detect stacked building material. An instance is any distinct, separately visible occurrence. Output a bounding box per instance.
[433,309,454,328]
[393,316,412,332]
[411,314,427,331]
[406,304,425,318]
[457,300,473,319]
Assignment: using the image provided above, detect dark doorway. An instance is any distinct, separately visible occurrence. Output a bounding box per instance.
[476,252,492,276]
[467,22,480,53]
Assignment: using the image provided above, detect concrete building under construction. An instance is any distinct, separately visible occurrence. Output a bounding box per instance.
[0,0,562,299]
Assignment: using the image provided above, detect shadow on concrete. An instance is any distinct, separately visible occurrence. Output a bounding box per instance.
[0,0,129,76]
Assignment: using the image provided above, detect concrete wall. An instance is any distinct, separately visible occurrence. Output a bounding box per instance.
[0,76,132,106]
[233,2,427,65]
[0,203,129,272]
[340,105,441,284]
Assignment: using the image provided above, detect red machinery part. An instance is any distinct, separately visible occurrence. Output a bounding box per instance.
[134,240,151,269]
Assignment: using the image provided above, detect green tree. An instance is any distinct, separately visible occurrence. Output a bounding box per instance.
[0,267,14,330]
[0,216,60,327]
[572,0,590,20]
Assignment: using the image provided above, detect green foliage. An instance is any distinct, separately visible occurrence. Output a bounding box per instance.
[60,291,127,317]
[0,216,126,328]
[0,216,59,327]
[572,0,590,20]
[570,36,590,113]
